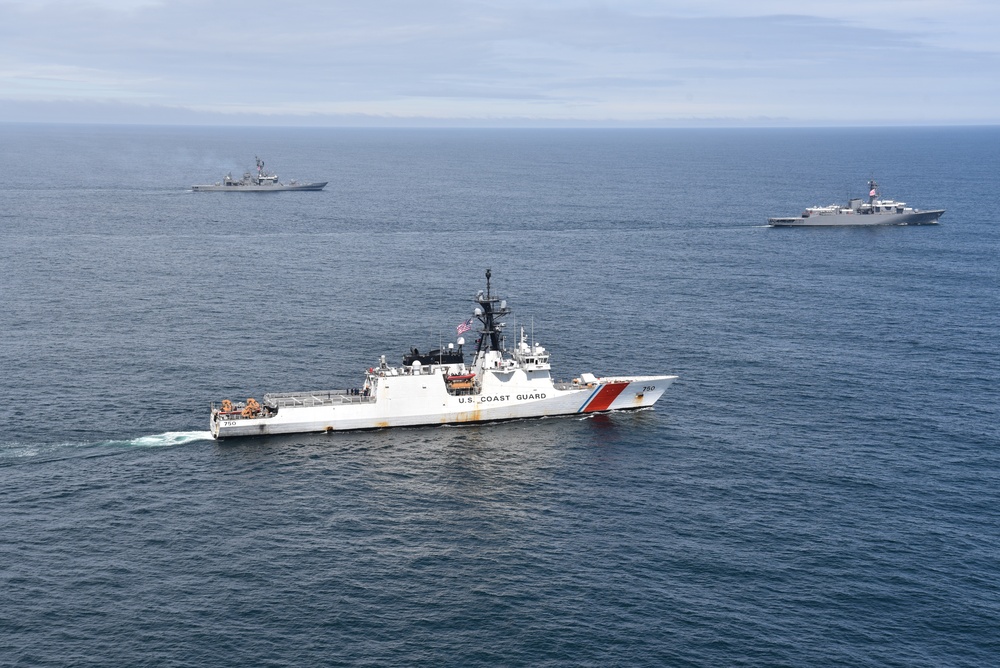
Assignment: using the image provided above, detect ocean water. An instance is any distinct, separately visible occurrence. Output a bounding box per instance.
[1,125,998,666]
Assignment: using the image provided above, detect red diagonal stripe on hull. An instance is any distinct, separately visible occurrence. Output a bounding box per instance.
[584,383,629,412]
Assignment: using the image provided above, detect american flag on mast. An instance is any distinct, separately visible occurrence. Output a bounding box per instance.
[456,318,473,335]
[869,188,877,197]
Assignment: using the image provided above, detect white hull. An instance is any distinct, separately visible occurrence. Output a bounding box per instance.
[210,270,676,440]
[211,372,675,439]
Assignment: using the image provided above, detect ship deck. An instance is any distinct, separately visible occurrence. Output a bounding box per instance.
[263,390,373,408]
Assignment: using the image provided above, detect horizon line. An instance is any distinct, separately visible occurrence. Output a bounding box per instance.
[2,119,999,130]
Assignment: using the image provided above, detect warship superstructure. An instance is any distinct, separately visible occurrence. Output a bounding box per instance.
[192,156,327,192]
[210,270,676,439]
[768,180,944,226]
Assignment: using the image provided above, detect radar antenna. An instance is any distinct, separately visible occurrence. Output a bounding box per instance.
[473,268,510,355]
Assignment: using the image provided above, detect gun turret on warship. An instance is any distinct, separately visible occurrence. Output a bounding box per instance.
[768,180,944,226]
[192,156,327,192]
[210,270,676,439]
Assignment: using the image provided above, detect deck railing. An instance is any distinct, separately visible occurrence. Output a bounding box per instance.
[263,390,374,408]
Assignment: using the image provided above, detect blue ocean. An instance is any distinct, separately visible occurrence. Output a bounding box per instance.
[1,125,998,666]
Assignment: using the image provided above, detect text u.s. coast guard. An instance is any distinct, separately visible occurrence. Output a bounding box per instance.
[458,393,547,404]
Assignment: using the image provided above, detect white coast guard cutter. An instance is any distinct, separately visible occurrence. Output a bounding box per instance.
[210,270,676,439]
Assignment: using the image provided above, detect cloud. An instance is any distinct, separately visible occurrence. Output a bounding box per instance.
[0,1,997,124]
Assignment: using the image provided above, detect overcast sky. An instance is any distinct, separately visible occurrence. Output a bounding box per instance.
[1,0,998,126]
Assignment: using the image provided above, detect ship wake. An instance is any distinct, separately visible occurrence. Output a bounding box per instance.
[1,431,214,464]
[125,431,214,447]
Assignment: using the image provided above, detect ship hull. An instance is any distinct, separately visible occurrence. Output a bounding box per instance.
[211,375,676,439]
[192,181,327,192]
[769,209,944,227]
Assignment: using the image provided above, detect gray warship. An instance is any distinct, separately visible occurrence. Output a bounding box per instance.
[768,180,944,227]
[192,157,327,192]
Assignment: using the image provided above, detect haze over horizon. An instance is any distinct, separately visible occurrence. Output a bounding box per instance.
[1,0,998,127]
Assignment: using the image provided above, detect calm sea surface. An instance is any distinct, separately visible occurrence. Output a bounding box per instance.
[1,125,998,666]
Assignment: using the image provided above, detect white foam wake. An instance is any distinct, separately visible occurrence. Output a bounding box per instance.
[1,431,213,461]
[128,431,214,447]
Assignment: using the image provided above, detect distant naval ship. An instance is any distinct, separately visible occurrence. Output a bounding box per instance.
[769,180,944,226]
[192,156,327,192]
[210,270,676,439]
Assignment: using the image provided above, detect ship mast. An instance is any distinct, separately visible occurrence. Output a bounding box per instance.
[473,268,511,356]
[868,178,878,205]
